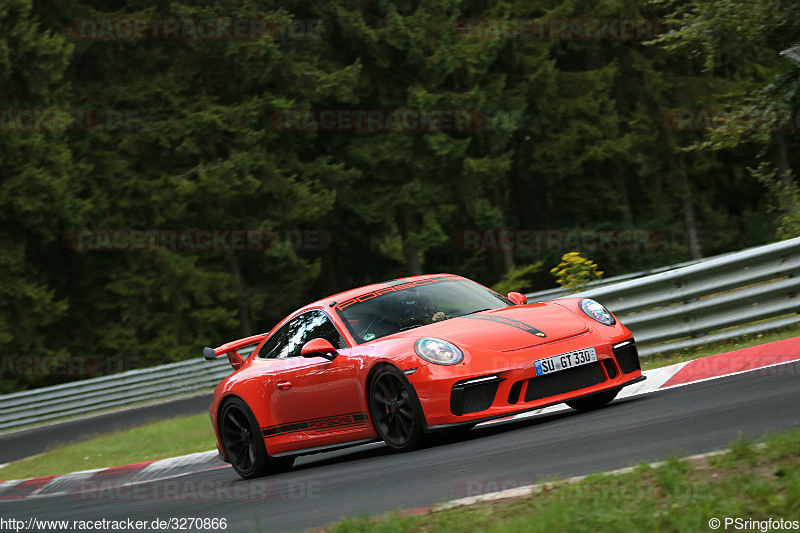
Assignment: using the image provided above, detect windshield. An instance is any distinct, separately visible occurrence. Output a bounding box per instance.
[335,277,512,344]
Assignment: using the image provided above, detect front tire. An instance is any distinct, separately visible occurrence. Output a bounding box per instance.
[565,389,619,412]
[368,366,425,452]
[219,397,294,479]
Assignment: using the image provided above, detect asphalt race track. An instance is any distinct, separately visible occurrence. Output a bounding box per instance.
[2,362,798,532]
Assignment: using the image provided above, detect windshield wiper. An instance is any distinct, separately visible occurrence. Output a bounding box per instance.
[396,324,424,332]
[456,308,492,317]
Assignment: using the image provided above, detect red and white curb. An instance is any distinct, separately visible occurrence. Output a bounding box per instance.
[0,451,225,499]
[660,336,800,387]
[2,336,798,500]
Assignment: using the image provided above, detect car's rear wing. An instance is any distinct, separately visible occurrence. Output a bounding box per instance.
[204,334,267,370]
[203,334,266,360]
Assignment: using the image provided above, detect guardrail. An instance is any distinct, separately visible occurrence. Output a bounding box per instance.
[535,237,800,356]
[0,358,232,431]
[1,237,798,431]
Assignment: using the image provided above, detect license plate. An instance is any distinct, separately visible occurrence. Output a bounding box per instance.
[534,347,597,376]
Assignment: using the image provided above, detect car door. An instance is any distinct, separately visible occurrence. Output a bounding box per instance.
[260,309,370,451]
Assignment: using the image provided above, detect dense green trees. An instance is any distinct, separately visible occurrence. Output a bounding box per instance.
[1,0,796,391]
[655,0,800,238]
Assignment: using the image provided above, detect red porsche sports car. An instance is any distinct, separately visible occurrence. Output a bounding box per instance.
[205,274,644,479]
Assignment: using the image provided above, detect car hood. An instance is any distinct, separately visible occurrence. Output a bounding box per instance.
[397,303,588,351]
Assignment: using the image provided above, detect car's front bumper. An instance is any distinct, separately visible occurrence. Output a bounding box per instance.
[409,335,644,428]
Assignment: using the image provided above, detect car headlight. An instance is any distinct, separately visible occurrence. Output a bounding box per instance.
[579,299,616,326]
[414,337,463,365]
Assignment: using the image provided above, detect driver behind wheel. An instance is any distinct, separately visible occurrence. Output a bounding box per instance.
[400,289,445,325]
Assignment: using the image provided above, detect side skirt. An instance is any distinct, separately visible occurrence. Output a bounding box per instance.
[270,438,378,458]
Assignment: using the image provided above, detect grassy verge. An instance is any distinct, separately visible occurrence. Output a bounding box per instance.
[321,429,800,533]
[0,414,216,480]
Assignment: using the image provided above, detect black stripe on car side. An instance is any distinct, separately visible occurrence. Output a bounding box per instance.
[463,314,547,337]
[262,412,369,437]
[262,421,309,437]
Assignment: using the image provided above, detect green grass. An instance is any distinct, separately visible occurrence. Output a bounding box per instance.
[3,324,798,481]
[319,429,800,533]
[0,414,216,481]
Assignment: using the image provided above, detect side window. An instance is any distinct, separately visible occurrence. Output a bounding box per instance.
[284,310,347,358]
[257,323,290,359]
[257,310,346,359]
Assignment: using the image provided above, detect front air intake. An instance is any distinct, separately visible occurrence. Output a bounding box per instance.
[602,359,618,379]
[507,380,524,405]
[613,340,641,373]
[450,376,502,416]
[524,362,606,402]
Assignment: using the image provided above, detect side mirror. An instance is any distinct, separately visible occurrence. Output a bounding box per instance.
[301,338,338,361]
[507,292,528,305]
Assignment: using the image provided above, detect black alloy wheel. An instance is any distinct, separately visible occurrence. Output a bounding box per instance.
[368,366,425,451]
[219,397,294,479]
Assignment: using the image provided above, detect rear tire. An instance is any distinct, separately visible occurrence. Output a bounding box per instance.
[368,366,425,452]
[565,389,619,412]
[219,398,294,479]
